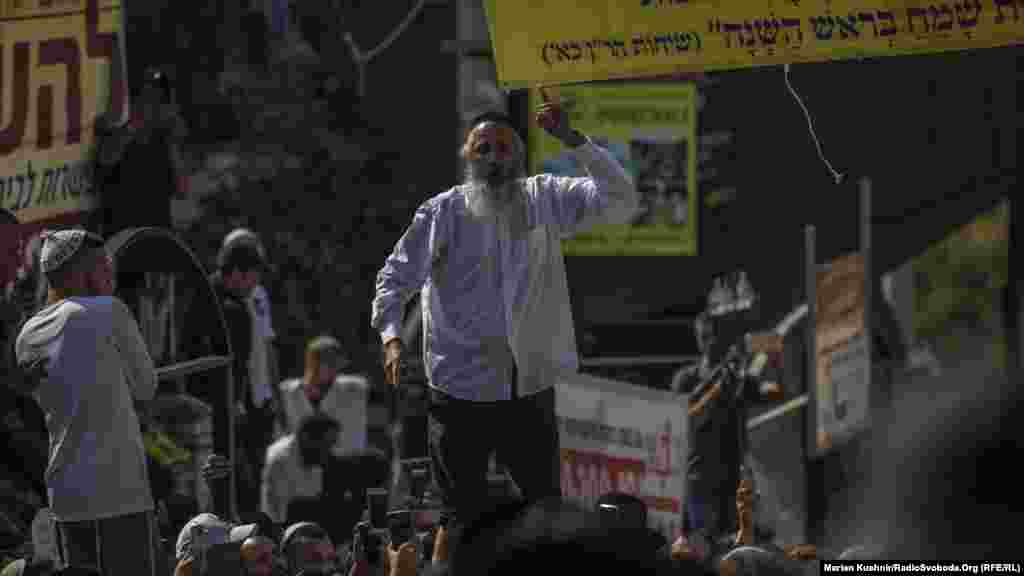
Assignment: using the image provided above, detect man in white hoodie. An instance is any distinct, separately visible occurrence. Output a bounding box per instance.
[14,229,159,575]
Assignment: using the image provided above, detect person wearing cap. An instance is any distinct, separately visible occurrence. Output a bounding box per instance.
[13,229,160,575]
[93,67,188,237]
[279,335,368,457]
[371,95,638,530]
[172,513,262,576]
[208,239,268,514]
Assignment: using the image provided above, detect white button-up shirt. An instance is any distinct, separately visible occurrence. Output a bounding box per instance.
[371,139,637,402]
[279,376,368,456]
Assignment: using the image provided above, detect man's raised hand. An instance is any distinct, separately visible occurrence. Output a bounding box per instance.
[535,87,584,148]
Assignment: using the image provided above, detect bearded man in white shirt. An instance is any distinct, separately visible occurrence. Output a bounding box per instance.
[371,93,638,530]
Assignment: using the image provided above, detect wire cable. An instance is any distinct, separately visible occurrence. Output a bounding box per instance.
[344,0,427,64]
[783,63,845,185]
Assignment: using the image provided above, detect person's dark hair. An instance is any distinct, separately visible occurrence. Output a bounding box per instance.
[239,511,279,544]
[596,491,649,527]
[218,243,264,275]
[720,547,800,576]
[142,67,172,103]
[467,111,520,139]
[296,414,340,466]
[54,567,102,576]
[298,414,340,443]
[453,500,673,576]
[43,233,105,290]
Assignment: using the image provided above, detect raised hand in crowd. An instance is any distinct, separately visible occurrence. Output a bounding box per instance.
[201,454,232,482]
[430,526,449,566]
[669,534,704,563]
[383,339,403,389]
[689,380,724,419]
[782,544,817,561]
[385,540,417,576]
[734,478,756,548]
[535,87,586,148]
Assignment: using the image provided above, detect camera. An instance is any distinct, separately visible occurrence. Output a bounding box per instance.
[387,510,414,546]
[399,458,434,505]
[367,488,389,533]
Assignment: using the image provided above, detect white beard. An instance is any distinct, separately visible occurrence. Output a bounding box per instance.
[464,178,524,221]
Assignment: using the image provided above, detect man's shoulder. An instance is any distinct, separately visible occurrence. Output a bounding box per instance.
[16,297,107,351]
[266,435,295,462]
[421,187,463,213]
[333,374,369,393]
[279,378,302,393]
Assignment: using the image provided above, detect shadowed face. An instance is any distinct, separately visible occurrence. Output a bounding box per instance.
[462,122,527,221]
[464,122,523,188]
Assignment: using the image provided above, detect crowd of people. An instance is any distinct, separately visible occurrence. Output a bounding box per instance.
[3,86,1013,576]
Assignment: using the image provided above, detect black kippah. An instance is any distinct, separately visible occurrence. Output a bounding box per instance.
[468,111,522,141]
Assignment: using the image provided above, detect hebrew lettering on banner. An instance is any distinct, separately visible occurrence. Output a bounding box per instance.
[540,31,702,67]
[994,0,1022,23]
[511,0,1024,87]
[955,0,983,28]
[708,1,1007,53]
[709,17,804,48]
[2,0,124,222]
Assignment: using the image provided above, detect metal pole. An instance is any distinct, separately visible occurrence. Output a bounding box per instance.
[805,225,817,459]
[860,177,875,420]
[803,224,818,546]
[455,0,465,181]
[226,361,237,522]
[1009,195,1021,375]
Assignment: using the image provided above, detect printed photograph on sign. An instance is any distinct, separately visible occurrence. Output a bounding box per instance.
[529,83,698,256]
[629,138,690,228]
[814,252,871,453]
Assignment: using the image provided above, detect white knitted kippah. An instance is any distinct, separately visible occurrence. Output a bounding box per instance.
[38,229,87,273]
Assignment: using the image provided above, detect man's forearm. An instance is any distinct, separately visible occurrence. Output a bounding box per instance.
[571,133,638,223]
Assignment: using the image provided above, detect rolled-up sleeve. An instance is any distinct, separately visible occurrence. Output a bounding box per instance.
[371,200,441,345]
[529,138,638,236]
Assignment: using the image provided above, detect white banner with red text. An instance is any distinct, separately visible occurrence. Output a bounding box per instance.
[556,371,688,542]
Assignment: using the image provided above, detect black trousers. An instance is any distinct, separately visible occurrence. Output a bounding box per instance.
[238,401,275,514]
[55,511,162,576]
[428,387,561,527]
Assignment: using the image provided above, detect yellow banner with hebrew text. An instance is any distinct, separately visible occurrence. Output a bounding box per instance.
[1,0,128,223]
[484,0,1024,89]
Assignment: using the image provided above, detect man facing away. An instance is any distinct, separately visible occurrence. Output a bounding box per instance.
[14,229,160,575]
[371,92,639,531]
